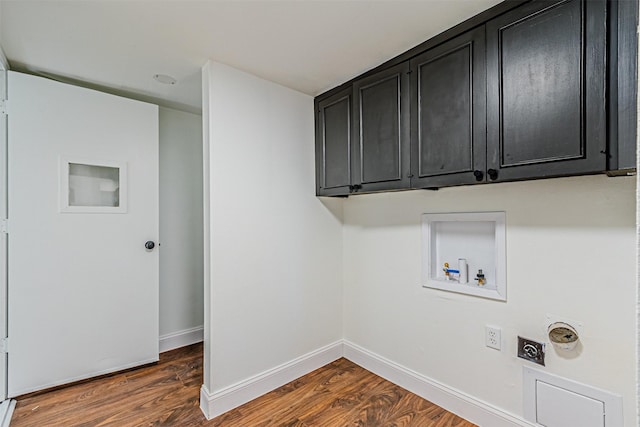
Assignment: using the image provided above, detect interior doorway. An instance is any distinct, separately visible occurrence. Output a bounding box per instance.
[6,72,159,397]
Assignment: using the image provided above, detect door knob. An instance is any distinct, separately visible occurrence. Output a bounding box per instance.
[145,241,155,250]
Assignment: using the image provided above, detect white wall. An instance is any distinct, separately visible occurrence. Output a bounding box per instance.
[159,107,204,348]
[343,175,636,425]
[636,41,640,427]
[0,0,9,71]
[0,1,7,402]
[0,2,8,70]
[201,61,343,396]
[198,59,638,426]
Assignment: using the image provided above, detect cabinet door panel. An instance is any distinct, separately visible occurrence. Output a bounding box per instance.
[315,89,351,196]
[501,1,581,165]
[323,99,350,188]
[360,77,401,182]
[419,46,472,174]
[353,62,410,192]
[608,0,638,173]
[411,26,486,187]
[487,0,606,180]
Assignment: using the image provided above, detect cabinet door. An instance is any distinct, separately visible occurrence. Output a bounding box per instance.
[352,62,411,193]
[315,88,352,196]
[486,0,606,182]
[608,0,638,173]
[410,26,486,188]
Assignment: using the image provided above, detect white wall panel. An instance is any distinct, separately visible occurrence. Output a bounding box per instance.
[343,175,636,426]
[202,61,343,395]
[159,107,203,340]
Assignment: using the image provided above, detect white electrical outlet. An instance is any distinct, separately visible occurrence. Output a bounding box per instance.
[486,325,502,350]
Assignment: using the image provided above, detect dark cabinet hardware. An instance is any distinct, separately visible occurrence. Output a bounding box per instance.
[473,170,484,181]
[487,169,498,181]
[145,241,155,250]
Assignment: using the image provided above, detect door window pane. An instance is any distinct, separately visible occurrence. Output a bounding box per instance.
[68,163,120,207]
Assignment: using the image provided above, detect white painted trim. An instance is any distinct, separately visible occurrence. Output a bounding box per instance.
[58,156,128,214]
[421,211,506,301]
[342,341,533,427]
[199,339,538,425]
[0,400,15,427]
[201,60,212,401]
[159,326,203,353]
[200,385,213,420]
[199,340,343,420]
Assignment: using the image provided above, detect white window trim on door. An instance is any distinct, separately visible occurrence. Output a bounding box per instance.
[59,156,128,214]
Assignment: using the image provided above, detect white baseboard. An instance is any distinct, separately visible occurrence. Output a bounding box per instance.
[159,326,203,353]
[342,341,533,427]
[199,339,532,426]
[199,341,343,420]
[0,400,16,427]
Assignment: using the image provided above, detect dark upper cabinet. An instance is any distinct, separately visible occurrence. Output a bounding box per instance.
[486,0,607,181]
[608,0,638,173]
[410,26,486,188]
[352,62,411,193]
[314,0,633,196]
[315,88,352,196]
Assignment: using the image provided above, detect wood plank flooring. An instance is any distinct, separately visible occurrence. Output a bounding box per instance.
[11,343,476,426]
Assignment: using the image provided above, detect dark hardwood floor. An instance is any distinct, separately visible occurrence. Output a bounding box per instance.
[11,343,476,426]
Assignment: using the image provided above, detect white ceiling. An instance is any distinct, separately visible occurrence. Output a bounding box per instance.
[0,0,502,114]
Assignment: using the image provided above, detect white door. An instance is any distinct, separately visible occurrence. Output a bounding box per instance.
[7,71,159,397]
